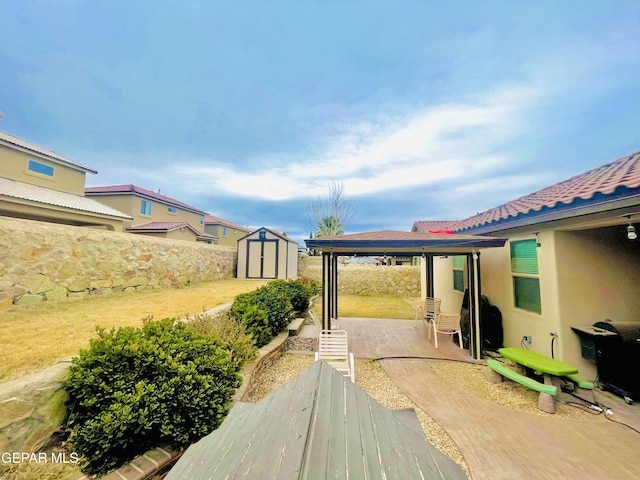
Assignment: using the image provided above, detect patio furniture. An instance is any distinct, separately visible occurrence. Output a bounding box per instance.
[493,347,581,413]
[404,298,424,328]
[315,329,355,382]
[432,312,462,349]
[425,297,442,339]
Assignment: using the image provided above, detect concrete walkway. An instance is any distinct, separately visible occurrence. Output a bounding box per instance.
[333,318,640,480]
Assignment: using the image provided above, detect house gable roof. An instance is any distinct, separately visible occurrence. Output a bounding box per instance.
[0,177,132,219]
[126,221,216,240]
[414,151,640,234]
[238,227,298,244]
[85,184,206,215]
[0,132,97,174]
[203,214,250,232]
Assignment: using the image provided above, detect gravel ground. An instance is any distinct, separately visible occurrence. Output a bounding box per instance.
[247,353,603,478]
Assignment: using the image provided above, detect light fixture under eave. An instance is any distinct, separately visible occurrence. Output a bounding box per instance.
[627,224,637,240]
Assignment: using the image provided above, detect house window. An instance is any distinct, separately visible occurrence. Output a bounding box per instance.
[140,200,152,216]
[452,256,465,292]
[223,227,228,236]
[510,239,541,314]
[167,207,176,214]
[199,215,204,225]
[259,230,266,240]
[27,159,55,177]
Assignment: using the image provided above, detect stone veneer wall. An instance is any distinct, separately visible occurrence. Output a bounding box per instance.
[0,217,237,307]
[298,254,421,297]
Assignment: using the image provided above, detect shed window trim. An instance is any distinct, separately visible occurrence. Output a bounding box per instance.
[510,239,541,314]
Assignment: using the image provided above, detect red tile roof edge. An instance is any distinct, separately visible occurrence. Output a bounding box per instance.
[415,151,640,232]
[86,184,206,214]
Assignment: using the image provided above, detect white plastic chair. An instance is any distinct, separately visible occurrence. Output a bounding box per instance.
[314,329,355,382]
[425,297,442,340]
[432,313,462,349]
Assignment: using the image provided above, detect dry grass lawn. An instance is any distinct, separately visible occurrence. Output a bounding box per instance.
[312,293,416,319]
[0,279,267,381]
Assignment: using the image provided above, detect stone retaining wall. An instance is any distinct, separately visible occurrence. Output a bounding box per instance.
[0,217,237,307]
[299,255,421,297]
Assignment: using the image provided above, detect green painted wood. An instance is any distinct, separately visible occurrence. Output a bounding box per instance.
[488,359,557,396]
[499,347,578,376]
[563,373,594,390]
[166,361,468,480]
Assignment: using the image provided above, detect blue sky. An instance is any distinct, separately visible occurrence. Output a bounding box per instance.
[2,1,639,243]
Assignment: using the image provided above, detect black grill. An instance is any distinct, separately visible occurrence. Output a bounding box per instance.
[572,321,640,402]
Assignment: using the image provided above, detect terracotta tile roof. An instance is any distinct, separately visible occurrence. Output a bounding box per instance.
[126,221,215,240]
[428,151,640,233]
[85,184,206,215]
[0,131,97,174]
[0,177,132,219]
[411,220,461,233]
[204,214,250,232]
[127,221,193,231]
[317,229,487,242]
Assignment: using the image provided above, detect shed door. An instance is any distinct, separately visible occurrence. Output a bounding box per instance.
[247,240,278,279]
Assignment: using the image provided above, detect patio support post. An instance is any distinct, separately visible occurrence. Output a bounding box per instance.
[466,252,483,360]
[321,252,333,330]
[331,253,338,322]
[425,255,434,298]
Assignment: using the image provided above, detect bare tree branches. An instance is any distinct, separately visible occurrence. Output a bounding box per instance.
[307,181,356,237]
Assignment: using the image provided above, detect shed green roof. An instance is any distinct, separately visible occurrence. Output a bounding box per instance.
[166,361,467,479]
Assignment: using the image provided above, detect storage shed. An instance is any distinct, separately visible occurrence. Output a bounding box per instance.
[237,227,298,279]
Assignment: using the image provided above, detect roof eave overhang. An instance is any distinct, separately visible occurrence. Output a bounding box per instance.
[458,191,640,236]
[305,238,506,255]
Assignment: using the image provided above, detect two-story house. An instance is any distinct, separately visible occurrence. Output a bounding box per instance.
[85,184,217,243]
[204,214,250,247]
[0,132,132,230]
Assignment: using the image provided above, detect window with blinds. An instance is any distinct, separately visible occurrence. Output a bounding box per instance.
[510,239,541,314]
[452,255,465,292]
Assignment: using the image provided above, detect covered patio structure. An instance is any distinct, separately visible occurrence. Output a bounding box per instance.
[305,230,506,359]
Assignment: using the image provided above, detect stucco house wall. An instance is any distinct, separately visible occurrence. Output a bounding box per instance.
[86,190,205,232]
[0,143,87,196]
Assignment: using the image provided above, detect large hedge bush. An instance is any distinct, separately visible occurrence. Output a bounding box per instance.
[64,318,242,476]
[188,311,257,367]
[268,279,312,312]
[230,286,294,345]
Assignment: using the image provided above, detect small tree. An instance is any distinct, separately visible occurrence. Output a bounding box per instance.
[307,181,355,237]
[316,215,344,237]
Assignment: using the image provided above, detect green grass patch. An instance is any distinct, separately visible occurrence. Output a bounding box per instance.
[312,294,416,319]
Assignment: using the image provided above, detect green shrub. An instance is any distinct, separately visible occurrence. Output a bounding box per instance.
[240,305,272,347]
[187,312,257,366]
[230,285,294,336]
[298,275,321,296]
[268,279,312,312]
[64,318,242,476]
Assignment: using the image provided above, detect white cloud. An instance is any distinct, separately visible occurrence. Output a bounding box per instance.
[168,84,540,200]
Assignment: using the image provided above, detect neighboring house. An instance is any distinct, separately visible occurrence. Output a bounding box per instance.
[85,184,216,243]
[204,214,250,247]
[0,132,132,230]
[413,151,640,382]
[237,227,298,280]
